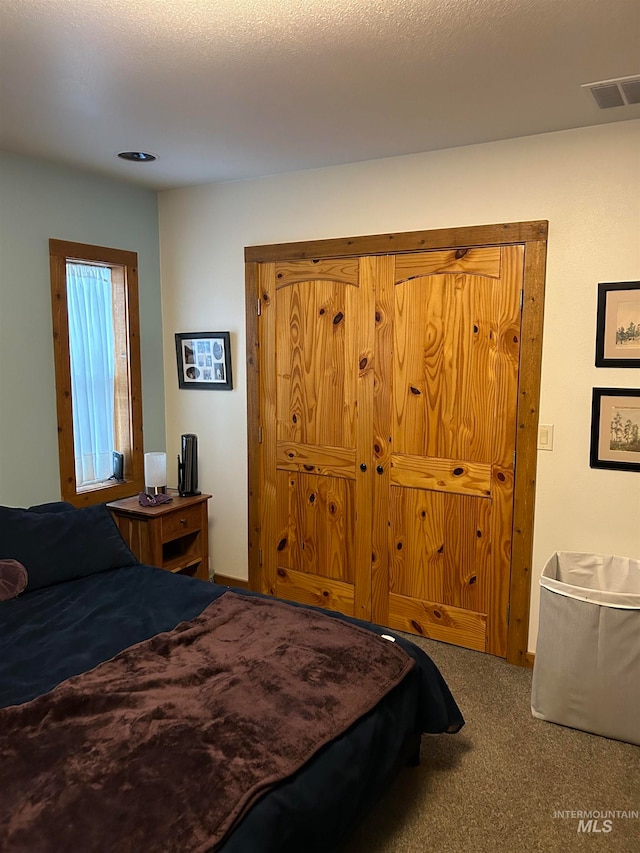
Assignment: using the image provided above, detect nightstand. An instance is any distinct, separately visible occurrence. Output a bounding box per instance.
[107,491,212,581]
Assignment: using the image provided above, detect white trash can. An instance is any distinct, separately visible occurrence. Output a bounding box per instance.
[531,551,640,745]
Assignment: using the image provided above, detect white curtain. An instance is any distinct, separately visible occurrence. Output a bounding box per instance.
[66,263,115,486]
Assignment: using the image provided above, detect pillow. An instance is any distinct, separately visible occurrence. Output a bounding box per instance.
[28,501,76,514]
[0,559,28,601]
[0,503,138,592]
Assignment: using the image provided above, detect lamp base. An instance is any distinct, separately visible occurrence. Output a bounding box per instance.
[145,485,167,496]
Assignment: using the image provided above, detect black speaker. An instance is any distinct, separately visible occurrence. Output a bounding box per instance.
[112,450,124,481]
[178,434,200,497]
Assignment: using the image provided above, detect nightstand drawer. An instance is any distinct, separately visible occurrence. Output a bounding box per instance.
[161,503,202,542]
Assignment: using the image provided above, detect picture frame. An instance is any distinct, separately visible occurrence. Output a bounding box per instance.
[175,331,233,390]
[589,388,640,472]
[595,281,640,367]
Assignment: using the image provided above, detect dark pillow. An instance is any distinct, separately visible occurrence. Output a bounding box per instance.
[28,501,76,514]
[0,559,28,601]
[0,504,138,592]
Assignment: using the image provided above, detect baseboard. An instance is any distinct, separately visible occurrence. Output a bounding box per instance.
[213,573,249,590]
[525,651,535,668]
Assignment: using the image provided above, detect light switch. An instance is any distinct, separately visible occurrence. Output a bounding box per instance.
[538,424,554,451]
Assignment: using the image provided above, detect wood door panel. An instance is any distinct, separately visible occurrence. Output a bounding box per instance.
[276,280,358,448]
[276,567,355,615]
[492,246,524,466]
[394,246,502,281]
[352,257,376,620]
[274,258,360,287]
[393,272,498,461]
[371,255,395,628]
[389,487,445,602]
[390,453,492,497]
[276,471,355,583]
[486,464,515,655]
[441,493,489,612]
[387,592,487,652]
[384,245,524,654]
[389,486,490,610]
[258,262,278,595]
[264,258,372,617]
[277,441,356,479]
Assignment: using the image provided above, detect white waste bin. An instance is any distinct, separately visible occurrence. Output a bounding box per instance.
[531,551,640,745]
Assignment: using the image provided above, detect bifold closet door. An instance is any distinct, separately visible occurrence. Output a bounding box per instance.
[257,245,525,657]
[257,257,375,620]
[372,246,524,656]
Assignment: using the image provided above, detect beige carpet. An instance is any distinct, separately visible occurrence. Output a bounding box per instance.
[345,635,640,853]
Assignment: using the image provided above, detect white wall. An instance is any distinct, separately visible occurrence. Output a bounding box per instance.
[0,151,166,508]
[158,120,640,651]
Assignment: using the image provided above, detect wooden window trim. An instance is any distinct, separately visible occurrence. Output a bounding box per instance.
[49,239,144,506]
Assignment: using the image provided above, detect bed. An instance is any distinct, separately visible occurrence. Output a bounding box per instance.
[0,501,463,852]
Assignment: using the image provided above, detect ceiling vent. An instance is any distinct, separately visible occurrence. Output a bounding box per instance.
[582,75,640,109]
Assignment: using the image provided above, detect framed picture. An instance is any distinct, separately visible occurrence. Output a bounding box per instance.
[590,388,640,472]
[595,281,640,367]
[175,332,233,390]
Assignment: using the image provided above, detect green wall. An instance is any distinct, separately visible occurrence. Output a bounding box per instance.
[0,151,165,507]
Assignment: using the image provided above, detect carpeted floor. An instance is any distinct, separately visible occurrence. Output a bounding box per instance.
[345,635,640,853]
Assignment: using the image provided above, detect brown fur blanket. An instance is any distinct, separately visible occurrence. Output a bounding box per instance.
[0,592,413,852]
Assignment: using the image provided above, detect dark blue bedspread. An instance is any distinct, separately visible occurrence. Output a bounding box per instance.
[0,565,463,852]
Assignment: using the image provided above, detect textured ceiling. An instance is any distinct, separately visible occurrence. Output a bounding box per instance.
[1,0,639,190]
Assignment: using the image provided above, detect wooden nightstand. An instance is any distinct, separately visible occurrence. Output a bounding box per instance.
[107,491,212,581]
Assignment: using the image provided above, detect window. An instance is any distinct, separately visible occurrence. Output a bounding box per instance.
[49,240,144,505]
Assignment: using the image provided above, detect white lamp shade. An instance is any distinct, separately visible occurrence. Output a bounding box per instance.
[144,452,167,493]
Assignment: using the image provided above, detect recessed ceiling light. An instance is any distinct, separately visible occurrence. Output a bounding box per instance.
[117,151,157,162]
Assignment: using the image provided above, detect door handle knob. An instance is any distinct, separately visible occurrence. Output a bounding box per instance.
[376,465,384,474]
[360,463,367,472]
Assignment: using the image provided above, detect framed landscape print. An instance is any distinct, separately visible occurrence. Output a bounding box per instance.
[175,331,233,390]
[595,281,640,367]
[590,388,640,472]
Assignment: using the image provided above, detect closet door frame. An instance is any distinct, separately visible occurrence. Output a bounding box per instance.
[246,221,548,667]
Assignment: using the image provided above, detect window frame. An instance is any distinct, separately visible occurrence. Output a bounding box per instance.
[49,239,144,505]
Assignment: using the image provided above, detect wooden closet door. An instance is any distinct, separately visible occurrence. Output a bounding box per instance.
[372,246,524,656]
[258,257,375,620]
